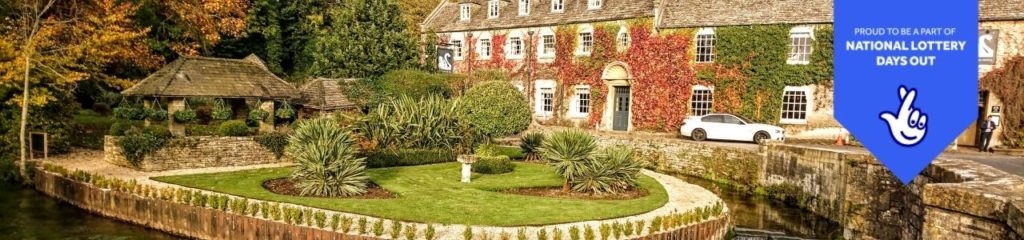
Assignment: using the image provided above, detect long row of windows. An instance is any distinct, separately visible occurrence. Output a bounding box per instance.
[533,83,812,124]
[461,0,604,21]
[448,26,812,64]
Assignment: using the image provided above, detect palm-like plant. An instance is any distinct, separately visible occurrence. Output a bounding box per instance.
[572,146,642,194]
[519,132,545,162]
[288,117,368,197]
[539,129,598,191]
[351,96,478,152]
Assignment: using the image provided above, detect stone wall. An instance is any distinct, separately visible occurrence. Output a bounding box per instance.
[104,136,288,171]
[583,131,1024,239]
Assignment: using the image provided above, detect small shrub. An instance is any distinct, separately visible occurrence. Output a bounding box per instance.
[288,117,368,197]
[500,231,512,240]
[358,217,368,234]
[571,146,642,194]
[537,228,548,240]
[256,132,288,157]
[108,121,140,136]
[341,216,354,233]
[117,128,170,166]
[552,228,564,240]
[380,69,454,99]
[315,211,327,228]
[303,209,313,225]
[425,224,436,240]
[217,120,249,136]
[458,81,531,137]
[599,224,610,240]
[404,225,416,240]
[516,228,527,240]
[569,226,580,240]
[389,220,402,239]
[471,155,514,174]
[649,216,662,233]
[185,124,219,136]
[541,129,598,190]
[113,106,146,120]
[634,220,644,235]
[260,202,271,218]
[330,214,340,230]
[372,219,384,236]
[269,204,282,220]
[363,148,456,168]
[612,222,623,239]
[584,225,595,240]
[520,132,544,161]
[173,109,198,123]
[248,202,260,216]
[142,125,172,139]
[463,226,473,240]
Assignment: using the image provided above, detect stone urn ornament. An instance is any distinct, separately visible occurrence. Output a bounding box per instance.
[457,154,476,183]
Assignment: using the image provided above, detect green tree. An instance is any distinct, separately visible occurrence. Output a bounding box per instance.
[305,0,418,78]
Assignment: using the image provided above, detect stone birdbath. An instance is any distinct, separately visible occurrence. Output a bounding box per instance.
[457,154,476,183]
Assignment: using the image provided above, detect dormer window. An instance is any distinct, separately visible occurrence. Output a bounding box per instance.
[588,0,602,9]
[488,0,500,19]
[519,0,530,16]
[460,4,471,21]
[551,0,564,12]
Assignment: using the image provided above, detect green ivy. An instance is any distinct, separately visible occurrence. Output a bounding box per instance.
[707,24,833,123]
[256,132,289,159]
[117,128,171,167]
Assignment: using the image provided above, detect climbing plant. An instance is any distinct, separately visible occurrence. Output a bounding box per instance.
[980,56,1024,147]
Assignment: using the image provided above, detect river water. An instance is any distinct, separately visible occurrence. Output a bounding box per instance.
[0,184,179,239]
[0,177,844,240]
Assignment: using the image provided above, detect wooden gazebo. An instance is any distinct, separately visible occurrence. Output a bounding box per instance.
[122,54,300,136]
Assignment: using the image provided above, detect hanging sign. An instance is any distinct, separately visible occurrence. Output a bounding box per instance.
[437,47,454,73]
[979,29,999,65]
[835,0,979,184]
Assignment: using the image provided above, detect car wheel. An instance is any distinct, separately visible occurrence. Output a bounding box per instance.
[754,131,770,144]
[692,129,707,141]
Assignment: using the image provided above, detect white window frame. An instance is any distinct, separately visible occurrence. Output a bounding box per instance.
[779,86,814,124]
[478,38,492,59]
[569,85,591,118]
[518,0,530,16]
[551,0,564,12]
[451,39,464,60]
[488,0,500,19]
[787,26,814,65]
[587,0,602,10]
[460,4,472,21]
[535,80,557,117]
[617,27,630,51]
[690,85,714,116]
[539,33,556,59]
[507,36,524,59]
[695,28,715,63]
[577,30,593,56]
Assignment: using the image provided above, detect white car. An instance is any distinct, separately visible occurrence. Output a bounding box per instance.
[679,113,785,143]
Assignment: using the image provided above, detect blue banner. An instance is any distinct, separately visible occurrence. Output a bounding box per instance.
[835,0,979,184]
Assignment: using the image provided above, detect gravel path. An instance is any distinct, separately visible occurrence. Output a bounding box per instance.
[40,149,727,240]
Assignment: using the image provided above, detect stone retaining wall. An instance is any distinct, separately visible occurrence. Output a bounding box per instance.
[584,131,1024,240]
[32,166,731,240]
[104,136,288,171]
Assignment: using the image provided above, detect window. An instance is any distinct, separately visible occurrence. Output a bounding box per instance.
[488,0,499,18]
[508,37,523,58]
[787,26,813,64]
[540,34,555,58]
[572,86,591,117]
[578,32,593,54]
[690,86,713,116]
[780,86,811,124]
[701,115,723,123]
[451,40,464,60]
[695,28,715,63]
[588,0,602,9]
[541,88,554,114]
[519,0,530,15]
[479,38,492,58]
[460,4,471,21]
[618,29,630,50]
[723,115,743,124]
[551,0,564,12]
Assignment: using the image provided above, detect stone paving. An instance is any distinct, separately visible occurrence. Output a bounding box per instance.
[40,149,728,240]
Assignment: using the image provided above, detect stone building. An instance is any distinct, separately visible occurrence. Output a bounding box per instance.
[422,0,1022,144]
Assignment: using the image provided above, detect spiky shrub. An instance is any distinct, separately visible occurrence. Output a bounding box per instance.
[358,217,368,234]
[457,80,532,138]
[583,226,595,240]
[599,224,610,240]
[287,117,368,197]
[373,219,385,236]
[520,132,545,161]
[571,146,642,194]
[425,224,436,240]
[537,228,548,240]
[353,96,477,151]
[389,220,402,239]
[517,228,527,240]
[569,226,580,240]
[540,129,598,191]
[552,228,563,240]
[463,226,473,240]
[404,225,417,240]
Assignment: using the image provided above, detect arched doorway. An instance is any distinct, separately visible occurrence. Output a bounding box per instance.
[601,62,632,131]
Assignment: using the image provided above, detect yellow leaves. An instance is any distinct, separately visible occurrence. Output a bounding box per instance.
[164,0,249,56]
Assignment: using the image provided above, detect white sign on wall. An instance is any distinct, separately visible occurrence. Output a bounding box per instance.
[979,29,999,65]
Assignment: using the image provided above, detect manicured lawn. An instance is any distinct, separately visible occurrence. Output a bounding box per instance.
[153,162,668,226]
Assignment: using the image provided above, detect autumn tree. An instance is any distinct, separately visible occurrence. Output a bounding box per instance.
[0,0,157,178]
[133,0,248,57]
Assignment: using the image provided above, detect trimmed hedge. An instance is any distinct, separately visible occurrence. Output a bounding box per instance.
[362,149,456,168]
[472,155,514,174]
[457,81,531,137]
[108,121,143,136]
[218,120,250,136]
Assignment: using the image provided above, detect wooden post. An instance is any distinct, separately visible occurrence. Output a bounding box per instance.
[167,98,186,136]
[259,100,275,134]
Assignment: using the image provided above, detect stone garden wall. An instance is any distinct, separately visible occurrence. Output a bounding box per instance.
[585,131,1024,240]
[104,136,288,171]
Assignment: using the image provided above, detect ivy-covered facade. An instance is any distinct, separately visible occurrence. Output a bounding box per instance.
[422,0,1022,144]
[969,4,1024,149]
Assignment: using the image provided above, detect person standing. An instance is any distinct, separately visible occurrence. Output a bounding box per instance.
[979,115,999,152]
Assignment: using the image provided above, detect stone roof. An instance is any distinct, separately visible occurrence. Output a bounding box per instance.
[981,0,1024,21]
[123,55,299,99]
[658,0,833,28]
[299,78,357,111]
[422,0,654,33]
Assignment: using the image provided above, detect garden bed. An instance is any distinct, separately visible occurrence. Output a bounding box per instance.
[153,162,669,226]
[263,178,396,199]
